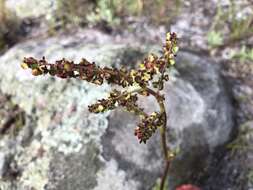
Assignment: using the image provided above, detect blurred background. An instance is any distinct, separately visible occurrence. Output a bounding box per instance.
[0,0,253,190]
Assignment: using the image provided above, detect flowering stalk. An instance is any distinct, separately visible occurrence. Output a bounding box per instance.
[21,32,178,189]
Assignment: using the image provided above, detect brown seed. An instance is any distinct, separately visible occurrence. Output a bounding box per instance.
[32,69,42,76]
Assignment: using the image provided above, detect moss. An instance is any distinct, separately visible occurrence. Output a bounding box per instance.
[227,121,253,155]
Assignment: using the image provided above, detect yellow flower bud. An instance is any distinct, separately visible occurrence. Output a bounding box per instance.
[97,105,104,112]
[21,63,29,69]
[173,46,179,54]
[64,63,72,71]
[139,63,145,70]
[148,54,157,62]
[130,70,137,77]
[166,33,171,41]
[142,72,151,81]
[169,59,175,65]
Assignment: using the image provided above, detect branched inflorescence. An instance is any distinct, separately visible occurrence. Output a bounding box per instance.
[21,32,178,144]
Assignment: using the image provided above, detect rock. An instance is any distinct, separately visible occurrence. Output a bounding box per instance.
[103,51,234,189]
[0,152,7,177]
[0,33,234,190]
[202,121,253,190]
[6,0,56,19]
[0,34,145,190]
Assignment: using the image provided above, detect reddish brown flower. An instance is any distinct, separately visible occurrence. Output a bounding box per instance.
[21,32,178,145]
[176,184,201,190]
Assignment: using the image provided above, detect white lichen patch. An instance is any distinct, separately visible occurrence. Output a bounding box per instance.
[36,81,110,155]
[6,0,57,19]
[11,82,110,188]
[0,37,145,189]
[9,140,50,190]
[19,155,50,190]
[41,127,83,155]
[0,181,12,190]
[94,159,139,190]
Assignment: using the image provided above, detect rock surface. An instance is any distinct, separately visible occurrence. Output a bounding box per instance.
[6,0,56,19]
[103,50,234,189]
[202,121,253,190]
[0,33,234,189]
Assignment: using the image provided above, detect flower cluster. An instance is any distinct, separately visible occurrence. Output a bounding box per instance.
[21,32,178,143]
[134,112,164,143]
[88,89,141,114]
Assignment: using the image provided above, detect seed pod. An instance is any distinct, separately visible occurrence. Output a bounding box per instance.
[32,68,42,76]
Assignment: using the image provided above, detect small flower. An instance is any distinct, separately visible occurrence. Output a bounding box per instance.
[173,46,179,54]
[21,32,178,145]
[169,59,176,65]
[21,62,29,69]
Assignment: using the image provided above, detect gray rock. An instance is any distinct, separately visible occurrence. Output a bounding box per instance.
[6,0,56,19]
[0,152,7,177]
[202,121,253,190]
[103,51,234,189]
[0,34,234,189]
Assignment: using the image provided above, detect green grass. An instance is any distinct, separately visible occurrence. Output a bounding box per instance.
[207,0,253,48]
[232,46,253,62]
[53,0,182,30]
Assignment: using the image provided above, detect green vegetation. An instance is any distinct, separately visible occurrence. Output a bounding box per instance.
[227,121,253,188]
[207,0,253,48]
[53,0,95,28]
[86,0,121,28]
[207,31,223,48]
[21,33,179,190]
[232,46,253,62]
[53,0,181,30]
[227,122,253,155]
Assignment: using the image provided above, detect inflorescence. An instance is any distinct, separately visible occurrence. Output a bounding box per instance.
[21,32,178,144]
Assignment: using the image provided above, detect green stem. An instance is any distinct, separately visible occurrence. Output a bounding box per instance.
[113,85,171,190]
[160,160,170,190]
[146,87,170,190]
[159,101,170,190]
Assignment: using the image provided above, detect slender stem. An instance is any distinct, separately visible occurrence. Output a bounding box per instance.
[145,87,164,102]
[160,160,170,190]
[160,104,168,160]
[112,88,143,101]
[145,87,170,190]
[111,88,149,117]
[126,102,148,117]
[119,87,170,187]
[159,101,170,190]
